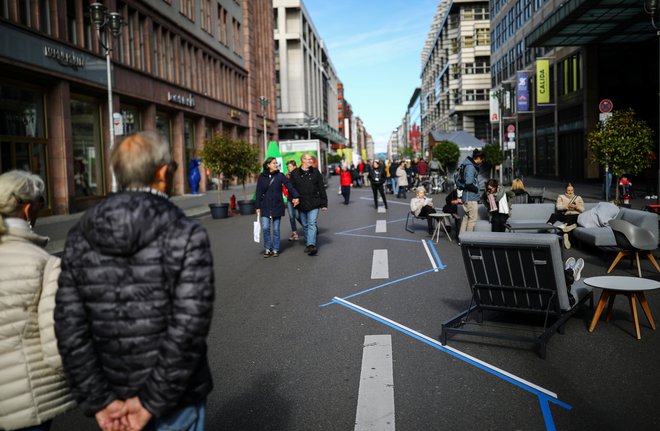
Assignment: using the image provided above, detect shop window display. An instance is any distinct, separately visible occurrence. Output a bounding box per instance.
[71,98,103,197]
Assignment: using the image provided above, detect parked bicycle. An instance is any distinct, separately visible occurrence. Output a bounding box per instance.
[420,172,451,194]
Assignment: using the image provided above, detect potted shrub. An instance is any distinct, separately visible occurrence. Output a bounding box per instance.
[221,137,261,215]
[200,133,232,219]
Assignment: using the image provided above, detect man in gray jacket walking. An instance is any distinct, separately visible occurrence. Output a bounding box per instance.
[55,131,215,431]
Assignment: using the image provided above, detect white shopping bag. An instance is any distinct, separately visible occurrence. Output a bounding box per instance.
[253,215,261,243]
[498,195,510,215]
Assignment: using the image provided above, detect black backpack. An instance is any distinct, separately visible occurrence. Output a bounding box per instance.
[454,163,467,190]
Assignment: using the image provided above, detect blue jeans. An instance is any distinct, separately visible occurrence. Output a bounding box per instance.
[391,177,399,195]
[145,402,205,431]
[287,200,299,232]
[299,208,320,246]
[261,216,281,252]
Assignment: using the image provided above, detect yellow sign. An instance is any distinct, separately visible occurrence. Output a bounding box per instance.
[536,59,550,104]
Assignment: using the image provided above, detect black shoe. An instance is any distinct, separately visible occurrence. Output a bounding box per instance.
[304,245,312,253]
[307,245,317,255]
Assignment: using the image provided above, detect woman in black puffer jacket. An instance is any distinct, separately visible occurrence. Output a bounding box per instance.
[255,157,299,257]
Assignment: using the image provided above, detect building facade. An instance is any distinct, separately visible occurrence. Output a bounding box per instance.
[0,0,276,215]
[273,0,345,170]
[420,0,491,153]
[491,0,657,181]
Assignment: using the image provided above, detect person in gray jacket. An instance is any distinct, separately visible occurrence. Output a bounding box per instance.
[55,131,215,431]
[457,149,484,234]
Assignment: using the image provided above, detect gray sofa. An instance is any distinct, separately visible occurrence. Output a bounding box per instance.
[469,202,658,248]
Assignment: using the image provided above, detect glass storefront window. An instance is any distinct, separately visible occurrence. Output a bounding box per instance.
[184,118,195,192]
[71,98,104,197]
[120,106,140,136]
[156,112,171,148]
[0,84,45,138]
[0,81,50,208]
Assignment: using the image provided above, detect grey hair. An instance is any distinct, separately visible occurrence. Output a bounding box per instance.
[111,130,171,190]
[0,170,45,235]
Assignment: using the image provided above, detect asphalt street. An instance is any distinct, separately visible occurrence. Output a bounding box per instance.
[50,176,660,431]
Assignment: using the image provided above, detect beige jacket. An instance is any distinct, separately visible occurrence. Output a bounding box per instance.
[0,220,75,430]
[556,194,585,215]
[396,165,408,186]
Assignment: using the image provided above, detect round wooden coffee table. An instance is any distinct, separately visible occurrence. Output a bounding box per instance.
[584,276,660,339]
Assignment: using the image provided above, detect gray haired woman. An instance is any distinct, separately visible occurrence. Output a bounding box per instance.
[0,171,74,431]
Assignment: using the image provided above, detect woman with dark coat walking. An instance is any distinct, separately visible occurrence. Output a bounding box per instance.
[368,160,388,210]
[255,157,300,257]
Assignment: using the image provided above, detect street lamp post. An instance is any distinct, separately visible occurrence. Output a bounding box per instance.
[258,96,269,157]
[644,0,660,202]
[90,2,123,192]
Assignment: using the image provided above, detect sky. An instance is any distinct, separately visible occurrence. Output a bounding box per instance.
[303,0,439,153]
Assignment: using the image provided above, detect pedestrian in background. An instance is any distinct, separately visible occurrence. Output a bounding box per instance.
[285,160,302,241]
[481,178,514,232]
[339,163,352,205]
[0,171,75,431]
[256,157,300,257]
[55,130,215,431]
[457,149,484,234]
[546,182,584,249]
[368,159,388,210]
[290,153,328,256]
[396,161,409,199]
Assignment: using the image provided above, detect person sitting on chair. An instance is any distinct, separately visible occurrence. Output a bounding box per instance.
[410,187,437,234]
[481,179,514,232]
[511,178,532,203]
[546,182,584,249]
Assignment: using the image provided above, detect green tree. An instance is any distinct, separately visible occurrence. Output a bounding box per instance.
[432,140,460,174]
[200,134,261,202]
[328,154,342,164]
[482,143,504,178]
[223,137,261,201]
[587,108,655,201]
[399,146,415,160]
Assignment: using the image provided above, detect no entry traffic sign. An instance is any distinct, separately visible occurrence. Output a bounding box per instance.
[599,99,613,113]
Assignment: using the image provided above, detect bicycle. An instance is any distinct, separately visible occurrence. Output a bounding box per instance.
[420,173,452,194]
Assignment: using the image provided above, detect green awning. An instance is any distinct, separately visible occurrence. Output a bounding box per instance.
[526,0,654,47]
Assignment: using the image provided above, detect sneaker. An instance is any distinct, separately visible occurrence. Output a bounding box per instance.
[264,250,272,258]
[288,232,298,241]
[307,245,317,255]
[563,233,571,249]
[572,258,585,281]
[562,223,577,233]
[565,257,576,271]
[272,251,279,257]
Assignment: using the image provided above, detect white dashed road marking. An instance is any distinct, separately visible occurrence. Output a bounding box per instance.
[371,249,389,279]
[354,335,395,431]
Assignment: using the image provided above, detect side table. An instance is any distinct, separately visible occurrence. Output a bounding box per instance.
[428,213,453,243]
[584,276,660,339]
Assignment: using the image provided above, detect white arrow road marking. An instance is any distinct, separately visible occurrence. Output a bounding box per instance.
[371,250,389,279]
[375,220,387,233]
[355,335,395,431]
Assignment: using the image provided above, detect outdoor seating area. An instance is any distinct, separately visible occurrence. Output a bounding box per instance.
[441,232,595,358]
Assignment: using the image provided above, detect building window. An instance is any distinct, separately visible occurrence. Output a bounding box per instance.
[70,97,104,197]
[201,0,212,33]
[156,112,171,148]
[119,107,139,136]
[232,18,243,56]
[180,0,195,21]
[217,4,228,45]
[476,28,490,46]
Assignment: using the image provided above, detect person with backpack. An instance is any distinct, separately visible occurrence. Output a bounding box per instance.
[456,149,485,234]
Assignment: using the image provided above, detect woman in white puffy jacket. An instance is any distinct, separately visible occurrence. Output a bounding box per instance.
[0,171,74,431]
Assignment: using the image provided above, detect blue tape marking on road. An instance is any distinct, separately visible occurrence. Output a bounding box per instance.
[427,240,446,269]
[331,299,572,431]
[539,396,557,431]
[336,232,420,243]
[319,269,436,308]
